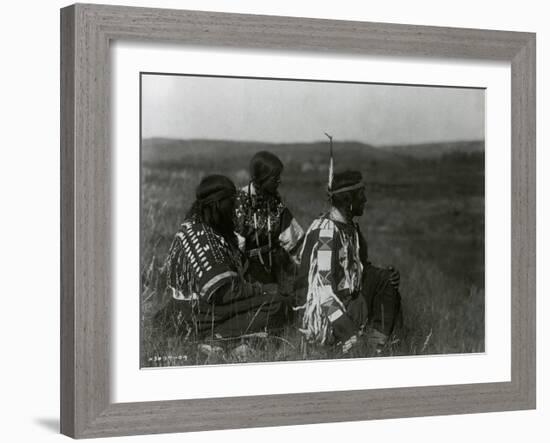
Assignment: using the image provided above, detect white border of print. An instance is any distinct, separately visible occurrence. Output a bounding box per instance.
[111,41,511,403]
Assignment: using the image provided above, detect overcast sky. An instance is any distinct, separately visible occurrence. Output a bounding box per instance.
[141,74,484,146]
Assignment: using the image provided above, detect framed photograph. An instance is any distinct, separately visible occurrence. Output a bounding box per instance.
[60,3,536,438]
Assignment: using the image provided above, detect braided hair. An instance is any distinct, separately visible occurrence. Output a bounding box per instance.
[249,151,283,194]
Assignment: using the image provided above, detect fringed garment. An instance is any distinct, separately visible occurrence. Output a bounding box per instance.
[296,208,368,347]
[234,183,304,284]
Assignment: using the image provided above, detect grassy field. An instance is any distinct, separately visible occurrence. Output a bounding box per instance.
[140,138,485,367]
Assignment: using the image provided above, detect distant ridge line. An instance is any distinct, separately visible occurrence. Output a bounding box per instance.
[144,137,484,149]
[141,138,484,164]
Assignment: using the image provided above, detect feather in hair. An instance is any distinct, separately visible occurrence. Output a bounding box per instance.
[324,132,334,191]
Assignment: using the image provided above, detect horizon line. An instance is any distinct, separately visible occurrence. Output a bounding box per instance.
[141,136,485,148]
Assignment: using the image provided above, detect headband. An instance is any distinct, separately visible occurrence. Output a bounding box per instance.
[198,188,236,206]
[327,182,365,196]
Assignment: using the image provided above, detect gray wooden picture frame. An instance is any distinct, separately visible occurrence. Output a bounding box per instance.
[60,3,536,439]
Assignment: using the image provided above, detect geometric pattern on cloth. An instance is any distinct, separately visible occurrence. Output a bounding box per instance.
[279,217,305,254]
[327,305,343,322]
[317,250,332,270]
[318,237,333,251]
[318,270,332,286]
[297,211,365,344]
[166,216,242,302]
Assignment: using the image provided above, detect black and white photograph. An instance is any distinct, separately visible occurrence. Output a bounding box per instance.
[140,73,485,367]
[1,0,544,440]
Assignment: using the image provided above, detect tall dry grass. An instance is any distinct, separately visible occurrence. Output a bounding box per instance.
[140,140,485,366]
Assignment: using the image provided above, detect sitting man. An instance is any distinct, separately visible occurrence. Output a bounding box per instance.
[297,170,402,352]
[158,174,289,339]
